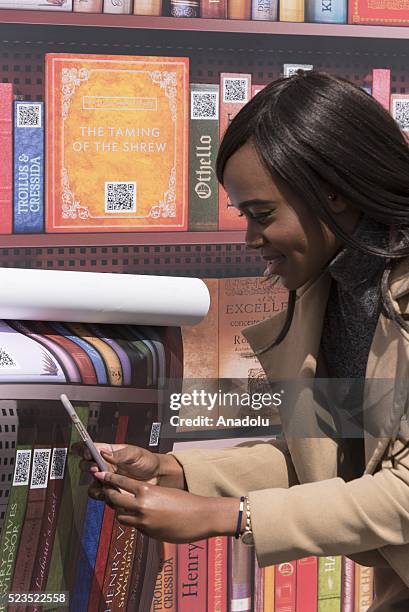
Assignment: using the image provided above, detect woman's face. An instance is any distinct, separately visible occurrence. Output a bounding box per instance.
[223,142,361,290]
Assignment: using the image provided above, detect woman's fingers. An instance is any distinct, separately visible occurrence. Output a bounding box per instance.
[94,470,141,496]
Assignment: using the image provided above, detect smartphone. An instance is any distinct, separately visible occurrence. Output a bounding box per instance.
[60,393,108,472]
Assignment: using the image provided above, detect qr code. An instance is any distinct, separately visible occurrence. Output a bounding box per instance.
[0,347,17,369]
[13,450,32,487]
[30,449,51,489]
[223,78,248,104]
[16,102,42,129]
[392,99,409,132]
[283,64,314,78]
[149,422,161,447]
[50,447,67,480]
[191,91,219,120]
[105,182,136,213]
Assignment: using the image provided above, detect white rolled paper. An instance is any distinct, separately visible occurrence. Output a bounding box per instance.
[0,267,210,326]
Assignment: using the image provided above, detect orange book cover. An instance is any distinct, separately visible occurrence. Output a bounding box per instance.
[45,53,189,233]
[218,73,251,231]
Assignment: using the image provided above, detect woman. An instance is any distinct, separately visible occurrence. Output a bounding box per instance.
[78,72,409,610]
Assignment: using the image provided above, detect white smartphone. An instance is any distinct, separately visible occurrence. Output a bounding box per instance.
[60,393,108,472]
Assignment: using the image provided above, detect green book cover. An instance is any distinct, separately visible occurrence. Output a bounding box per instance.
[318,555,342,611]
[188,83,219,231]
[0,444,32,611]
[45,405,89,596]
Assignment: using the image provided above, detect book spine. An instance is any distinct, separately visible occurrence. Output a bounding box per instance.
[177,540,207,611]
[87,415,128,611]
[133,0,162,14]
[318,556,342,611]
[218,73,251,230]
[253,550,264,612]
[296,556,318,612]
[200,0,226,17]
[150,542,177,612]
[126,532,149,612]
[347,0,409,25]
[13,101,44,234]
[0,83,12,235]
[207,536,227,612]
[229,537,253,612]
[189,84,219,232]
[372,69,391,112]
[103,0,133,12]
[227,0,251,19]
[74,0,103,10]
[86,323,132,386]
[251,0,278,20]
[305,0,346,22]
[0,1,72,9]
[170,0,199,16]
[279,0,304,21]
[275,561,296,611]
[354,565,373,612]
[0,447,32,612]
[341,557,355,612]
[263,565,274,611]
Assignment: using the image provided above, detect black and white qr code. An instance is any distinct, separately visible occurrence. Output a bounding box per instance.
[50,447,67,480]
[191,91,219,120]
[392,99,409,132]
[13,450,32,487]
[0,347,17,369]
[105,182,137,213]
[16,103,42,129]
[223,78,248,104]
[30,449,51,489]
[149,422,161,447]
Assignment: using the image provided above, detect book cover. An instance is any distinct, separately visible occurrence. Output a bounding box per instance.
[0,320,66,383]
[341,557,355,612]
[177,540,207,610]
[133,0,162,14]
[45,53,189,233]
[318,556,342,611]
[305,0,346,22]
[348,0,409,25]
[296,556,318,611]
[0,83,12,235]
[208,536,227,612]
[170,0,199,16]
[0,1,72,9]
[13,101,45,234]
[279,0,304,21]
[229,537,253,612]
[74,0,103,10]
[227,0,251,18]
[0,446,32,608]
[253,550,263,612]
[372,69,390,111]
[354,565,373,611]
[200,0,226,17]
[252,0,278,20]
[150,542,177,612]
[218,73,251,230]
[391,94,409,136]
[263,565,275,611]
[103,0,133,12]
[275,561,296,611]
[188,84,219,231]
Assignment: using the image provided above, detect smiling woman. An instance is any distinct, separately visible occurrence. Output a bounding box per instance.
[77,72,409,611]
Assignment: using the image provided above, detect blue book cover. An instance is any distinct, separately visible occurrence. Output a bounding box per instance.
[305,0,346,23]
[13,101,44,233]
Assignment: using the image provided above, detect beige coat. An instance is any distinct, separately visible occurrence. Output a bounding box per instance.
[170,257,409,589]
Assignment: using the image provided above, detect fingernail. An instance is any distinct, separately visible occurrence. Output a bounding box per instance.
[100,450,113,456]
[93,471,106,480]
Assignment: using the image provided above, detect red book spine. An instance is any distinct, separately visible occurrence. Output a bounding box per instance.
[218,73,252,231]
[150,542,177,612]
[296,556,317,612]
[347,0,409,26]
[0,82,13,235]
[341,557,355,612]
[207,536,227,612]
[99,522,137,611]
[275,561,297,612]
[87,416,128,612]
[177,540,207,611]
[30,321,98,385]
[372,69,390,112]
[200,0,226,17]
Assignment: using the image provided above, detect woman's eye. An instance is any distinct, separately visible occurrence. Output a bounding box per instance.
[252,212,273,223]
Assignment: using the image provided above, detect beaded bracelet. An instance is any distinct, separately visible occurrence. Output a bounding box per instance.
[234,496,245,539]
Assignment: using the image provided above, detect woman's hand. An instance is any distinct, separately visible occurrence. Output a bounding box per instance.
[93,470,241,543]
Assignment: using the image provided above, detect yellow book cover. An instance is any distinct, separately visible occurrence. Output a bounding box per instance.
[279,0,304,21]
[45,53,189,233]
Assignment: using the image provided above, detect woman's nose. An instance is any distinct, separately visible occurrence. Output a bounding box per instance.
[245,225,265,250]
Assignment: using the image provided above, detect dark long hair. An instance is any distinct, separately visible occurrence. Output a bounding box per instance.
[216,71,409,355]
